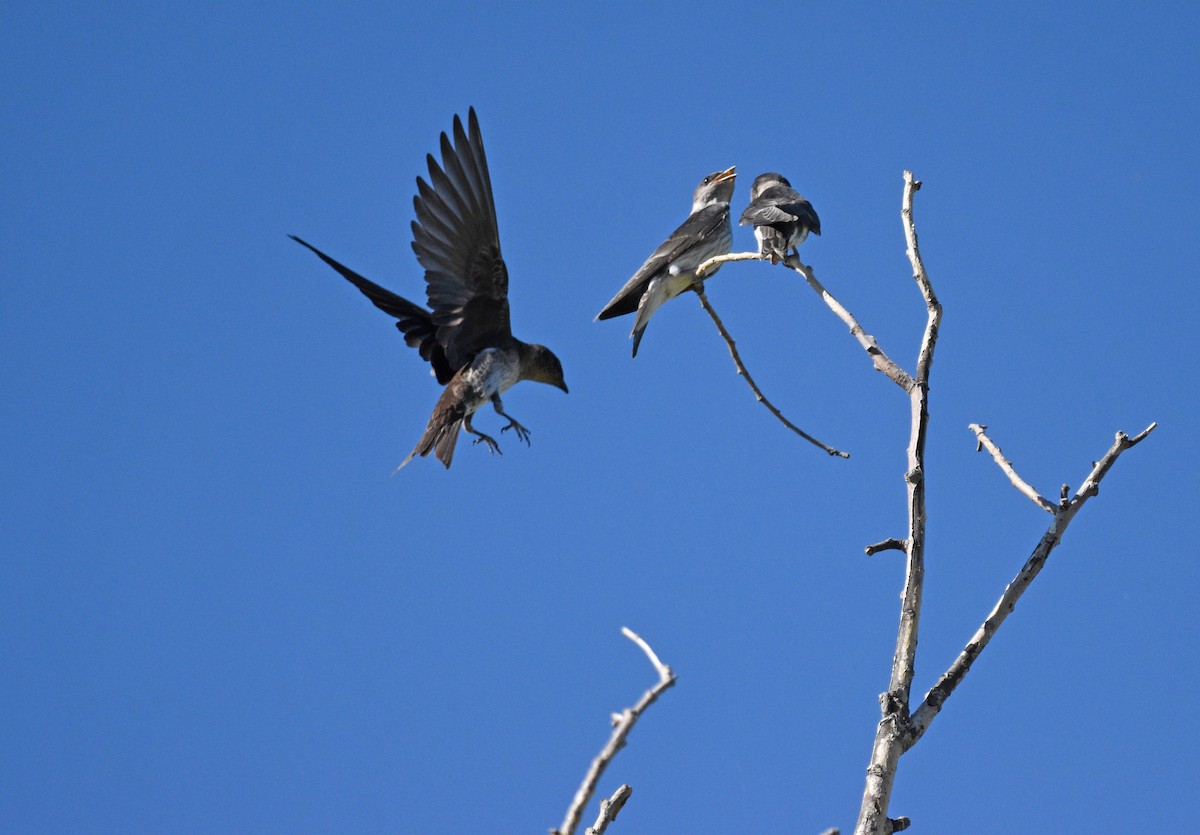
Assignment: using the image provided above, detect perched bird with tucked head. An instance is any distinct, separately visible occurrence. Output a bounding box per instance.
[596,167,736,357]
[738,172,821,264]
[291,109,567,470]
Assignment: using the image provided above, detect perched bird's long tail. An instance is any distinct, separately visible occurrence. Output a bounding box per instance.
[630,277,670,357]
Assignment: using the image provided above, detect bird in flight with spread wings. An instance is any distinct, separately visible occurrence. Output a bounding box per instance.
[291,108,567,471]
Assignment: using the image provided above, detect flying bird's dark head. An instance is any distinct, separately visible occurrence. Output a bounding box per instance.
[692,166,737,212]
[749,172,792,200]
[523,344,569,393]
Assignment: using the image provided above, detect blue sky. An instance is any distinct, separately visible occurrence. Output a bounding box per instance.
[3,2,1197,832]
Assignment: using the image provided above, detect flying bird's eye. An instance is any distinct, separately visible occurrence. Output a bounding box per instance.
[702,177,711,185]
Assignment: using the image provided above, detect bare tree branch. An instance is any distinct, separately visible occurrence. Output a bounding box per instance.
[692,285,850,458]
[909,422,1157,741]
[902,172,939,387]
[695,249,768,280]
[553,628,676,835]
[854,171,940,835]
[865,538,907,556]
[786,256,916,391]
[968,424,1056,513]
[585,785,632,835]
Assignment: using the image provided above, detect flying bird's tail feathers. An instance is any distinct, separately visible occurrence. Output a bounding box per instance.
[433,420,463,468]
[395,418,462,472]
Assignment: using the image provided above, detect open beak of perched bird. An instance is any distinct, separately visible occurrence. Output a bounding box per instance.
[712,166,737,184]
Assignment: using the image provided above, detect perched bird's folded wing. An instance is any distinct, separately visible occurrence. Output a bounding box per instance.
[739,187,821,235]
[597,204,730,320]
[411,108,511,371]
[289,234,455,383]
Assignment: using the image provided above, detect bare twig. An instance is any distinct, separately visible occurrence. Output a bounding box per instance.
[553,629,676,835]
[909,422,1157,741]
[693,286,849,458]
[902,172,939,387]
[585,785,632,835]
[968,424,1056,513]
[865,538,907,556]
[695,250,767,280]
[786,255,915,391]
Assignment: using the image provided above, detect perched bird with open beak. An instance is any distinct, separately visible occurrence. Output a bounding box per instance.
[738,172,820,264]
[596,167,736,357]
[291,108,567,470]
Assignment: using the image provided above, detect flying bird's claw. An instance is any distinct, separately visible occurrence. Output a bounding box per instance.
[501,418,532,446]
[472,433,502,456]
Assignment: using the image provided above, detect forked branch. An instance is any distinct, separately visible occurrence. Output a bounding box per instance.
[553,628,676,835]
[909,422,1157,741]
[854,171,940,835]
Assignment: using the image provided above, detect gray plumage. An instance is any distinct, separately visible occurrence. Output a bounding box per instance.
[738,172,820,264]
[597,167,736,357]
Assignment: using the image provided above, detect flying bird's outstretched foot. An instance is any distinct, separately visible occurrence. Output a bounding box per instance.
[500,416,531,445]
[492,396,531,445]
[492,395,535,443]
[472,434,502,454]
[464,415,502,456]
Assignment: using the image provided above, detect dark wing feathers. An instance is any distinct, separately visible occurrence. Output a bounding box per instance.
[739,185,821,235]
[293,110,511,387]
[597,204,730,320]
[411,108,510,370]
[289,234,456,384]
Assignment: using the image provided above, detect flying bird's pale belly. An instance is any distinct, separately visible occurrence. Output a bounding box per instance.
[462,348,521,413]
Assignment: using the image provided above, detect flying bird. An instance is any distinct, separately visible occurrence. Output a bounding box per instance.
[290,109,567,470]
[738,172,820,264]
[596,167,736,357]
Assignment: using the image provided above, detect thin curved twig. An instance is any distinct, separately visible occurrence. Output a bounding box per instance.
[693,286,850,458]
